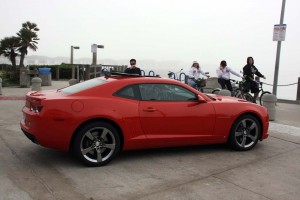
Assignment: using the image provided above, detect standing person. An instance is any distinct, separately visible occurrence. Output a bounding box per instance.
[124,59,141,75]
[243,57,266,103]
[216,60,242,91]
[188,61,210,88]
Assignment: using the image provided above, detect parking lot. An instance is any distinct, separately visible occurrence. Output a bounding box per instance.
[1,81,300,200]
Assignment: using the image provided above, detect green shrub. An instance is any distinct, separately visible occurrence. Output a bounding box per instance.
[1,70,20,87]
[28,64,73,79]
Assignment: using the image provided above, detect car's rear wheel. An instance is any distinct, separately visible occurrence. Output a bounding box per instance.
[73,121,120,167]
[228,115,261,151]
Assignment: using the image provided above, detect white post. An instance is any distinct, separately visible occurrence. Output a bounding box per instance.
[31,77,42,91]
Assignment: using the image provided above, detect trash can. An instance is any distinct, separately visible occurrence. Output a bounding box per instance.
[38,68,52,86]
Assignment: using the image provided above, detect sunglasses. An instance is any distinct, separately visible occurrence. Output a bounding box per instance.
[130,63,136,66]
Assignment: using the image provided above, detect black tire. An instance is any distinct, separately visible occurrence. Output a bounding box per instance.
[234,88,244,98]
[236,93,253,102]
[228,114,261,151]
[236,93,244,99]
[241,93,254,103]
[212,88,221,94]
[260,91,271,106]
[73,121,121,167]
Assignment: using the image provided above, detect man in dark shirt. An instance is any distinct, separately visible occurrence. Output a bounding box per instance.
[243,57,266,103]
[124,59,141,75]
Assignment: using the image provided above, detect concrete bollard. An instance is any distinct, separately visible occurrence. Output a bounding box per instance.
[0,77,2,95]
[219,89,231,96]
[262,94,277,121]
[69,78,78,86]
[31,77,42,91]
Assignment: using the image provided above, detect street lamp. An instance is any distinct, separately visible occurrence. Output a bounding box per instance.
[91,44,104,65]
[91,44,104,78]
[70,45,80,79]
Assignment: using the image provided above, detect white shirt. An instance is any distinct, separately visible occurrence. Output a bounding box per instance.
[188,67,206,79]
[216,66,242,80]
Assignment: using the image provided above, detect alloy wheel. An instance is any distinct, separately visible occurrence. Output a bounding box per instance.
[80,127,116,163]
[234,118,258,148]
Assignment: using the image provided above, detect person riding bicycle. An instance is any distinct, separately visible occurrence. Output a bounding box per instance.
[188,61,209,88]
[216,60,242,91]
[242,57,266,103]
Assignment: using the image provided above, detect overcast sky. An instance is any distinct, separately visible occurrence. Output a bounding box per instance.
[1,0,299,98]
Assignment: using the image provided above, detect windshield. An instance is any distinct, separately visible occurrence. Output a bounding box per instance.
[59,79,107,94]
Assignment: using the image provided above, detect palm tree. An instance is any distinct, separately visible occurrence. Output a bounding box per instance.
[17,21,39,67]
[0,36,20,70]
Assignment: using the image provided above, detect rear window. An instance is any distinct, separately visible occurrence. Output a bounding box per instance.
[59,79,107,94]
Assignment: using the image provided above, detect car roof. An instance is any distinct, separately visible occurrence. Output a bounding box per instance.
[98,73,182,85]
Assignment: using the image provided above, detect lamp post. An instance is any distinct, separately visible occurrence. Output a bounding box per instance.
[91,44,104,78]
[70,45,80,79]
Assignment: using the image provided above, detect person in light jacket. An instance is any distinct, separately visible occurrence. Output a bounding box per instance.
[216,60,242,91]
[188,61,209,88]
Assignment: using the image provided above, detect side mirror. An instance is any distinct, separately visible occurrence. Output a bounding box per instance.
[197,95,207,103]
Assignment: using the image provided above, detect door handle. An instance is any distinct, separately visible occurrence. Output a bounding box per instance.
[143,107,157,112]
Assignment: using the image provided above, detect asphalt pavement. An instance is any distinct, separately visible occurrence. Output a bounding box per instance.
[0,81,300,200]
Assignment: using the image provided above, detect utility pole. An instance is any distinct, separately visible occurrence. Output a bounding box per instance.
[273,0,286,95]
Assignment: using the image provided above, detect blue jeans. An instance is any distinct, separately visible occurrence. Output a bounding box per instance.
[188,78,196,88]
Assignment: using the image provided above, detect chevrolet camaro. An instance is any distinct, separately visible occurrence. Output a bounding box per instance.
[21,73,269,166]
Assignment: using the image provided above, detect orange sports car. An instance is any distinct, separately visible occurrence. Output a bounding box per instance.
[21,73,269,166]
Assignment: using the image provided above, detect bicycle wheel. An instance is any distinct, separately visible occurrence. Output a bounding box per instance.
[244,93,254,103]
[212,88,221,94]
[232,89,241,97]
[237,93,254,103]
[234,90,244,99]
[259,91,271,106]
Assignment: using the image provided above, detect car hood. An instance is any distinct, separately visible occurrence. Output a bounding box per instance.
[208,94,249,103]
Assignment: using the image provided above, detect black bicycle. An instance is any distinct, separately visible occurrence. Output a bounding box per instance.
[168,69,183,80]
[238,77,271,105]
[190,77,208,92]
[211,79,255,103]
[211,79,243,97]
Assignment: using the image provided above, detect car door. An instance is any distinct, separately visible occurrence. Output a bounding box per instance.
[138,83,215,143]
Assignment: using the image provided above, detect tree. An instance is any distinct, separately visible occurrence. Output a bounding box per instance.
[0,36,20,70]
[17,21,39,67]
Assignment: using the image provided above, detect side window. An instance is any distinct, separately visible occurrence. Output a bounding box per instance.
[115,85,137,100]
[139,84,197,101]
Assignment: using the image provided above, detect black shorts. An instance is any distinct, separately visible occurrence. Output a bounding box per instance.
[243,81,259,93]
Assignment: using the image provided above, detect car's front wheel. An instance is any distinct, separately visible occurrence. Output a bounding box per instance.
[228,115,261,151]
[73,121,121,167]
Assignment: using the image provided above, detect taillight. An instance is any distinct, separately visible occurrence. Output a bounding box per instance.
[27,98,43,113]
